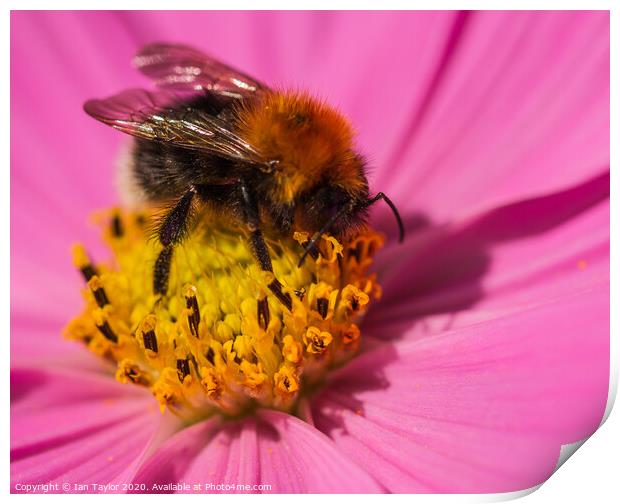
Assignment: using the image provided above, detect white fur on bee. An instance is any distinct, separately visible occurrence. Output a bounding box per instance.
[116,140,147,208]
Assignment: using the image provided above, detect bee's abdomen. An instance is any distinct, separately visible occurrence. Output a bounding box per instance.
[126,93,242,205]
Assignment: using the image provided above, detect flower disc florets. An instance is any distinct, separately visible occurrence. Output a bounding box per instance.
[65,209,383,421]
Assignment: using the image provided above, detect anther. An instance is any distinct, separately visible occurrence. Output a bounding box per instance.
[111,213,124,238]
[72,244,98,282]
[206,347,215,365]
[137,314,158,353]
[317,297,329,319]
[80,264,97,282]
[143,329,158,352]
[342,324,361,345]
[184,285,200,338]
[257,297,270,329]
[117,359,151,386]
[341,285,370,314]
[200,368,221,399]
[96,321,118,343]
[347,246,361,262]
[177,358,191,383]
[274,365,300,395]
[304,326,333,354]
[67,207,385,417]
[88,276,109,308]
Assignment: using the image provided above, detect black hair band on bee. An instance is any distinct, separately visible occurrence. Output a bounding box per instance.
[297,192,405,267]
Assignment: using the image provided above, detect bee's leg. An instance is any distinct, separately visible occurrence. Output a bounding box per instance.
[239,181,293,311]
[153,188,196,295]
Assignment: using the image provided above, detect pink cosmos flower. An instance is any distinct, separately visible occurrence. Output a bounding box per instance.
[11,10,609,493]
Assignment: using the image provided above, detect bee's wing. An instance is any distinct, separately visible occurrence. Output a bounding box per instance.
[83,88,264,163]
[133,42,266,98]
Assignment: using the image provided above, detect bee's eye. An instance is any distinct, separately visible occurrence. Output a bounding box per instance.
[322,188,350,219]
[304,186,350,221]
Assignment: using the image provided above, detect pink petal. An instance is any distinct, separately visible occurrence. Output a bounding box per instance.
[10,12,611,495]
[379,11,609,223]
[10,314,108,369]
[366,172,609,340]
[313,283,609,492]
[132,410,383,493]
[11,367,169,491]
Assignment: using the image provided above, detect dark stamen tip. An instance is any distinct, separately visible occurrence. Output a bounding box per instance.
[96,321,118,343]
[92,287,109,308]
[176,358,191,382]
[257,297,270,330]
[317,297,329,319]
[111,214,124,238]
[185,290,201,338]
[80,265,97,282]
[206,347,215,365]
[143,329,158,353]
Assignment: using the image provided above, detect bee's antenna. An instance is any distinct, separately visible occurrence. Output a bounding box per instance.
[365,192,405,243]
[298,205,351,267]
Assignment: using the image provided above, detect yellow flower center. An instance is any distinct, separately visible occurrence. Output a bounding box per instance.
[65,209,383,421]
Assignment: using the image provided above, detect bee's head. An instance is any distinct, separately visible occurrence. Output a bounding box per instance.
[297,172,404,266]
[299,181,370,240]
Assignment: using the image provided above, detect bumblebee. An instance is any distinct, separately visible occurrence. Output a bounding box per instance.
[84,43,404,310]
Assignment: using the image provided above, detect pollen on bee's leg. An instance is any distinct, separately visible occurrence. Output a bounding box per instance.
[65,208,385,421]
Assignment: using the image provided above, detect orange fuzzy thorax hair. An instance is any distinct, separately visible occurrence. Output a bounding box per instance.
[235,90,364,203]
